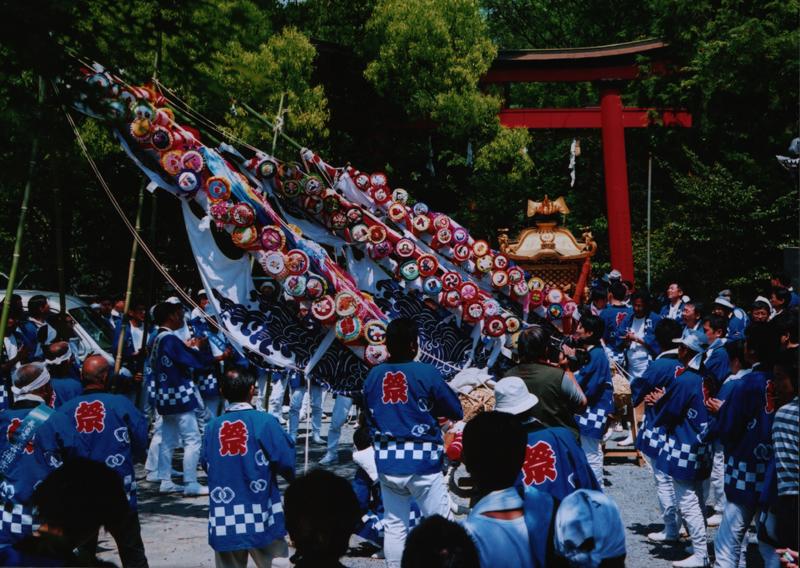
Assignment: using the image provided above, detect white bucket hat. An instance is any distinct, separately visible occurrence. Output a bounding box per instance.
[494,376,539,416]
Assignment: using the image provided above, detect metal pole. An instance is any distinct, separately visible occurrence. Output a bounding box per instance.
[0,76,44,343]
[114,180,146,375]
[646,152,653,290]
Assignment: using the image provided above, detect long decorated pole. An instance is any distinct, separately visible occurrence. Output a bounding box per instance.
[53,182,67,329]
[113,179,146,375]
[0,76,45,345]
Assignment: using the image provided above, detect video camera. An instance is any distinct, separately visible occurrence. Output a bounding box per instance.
[546,334,590,371]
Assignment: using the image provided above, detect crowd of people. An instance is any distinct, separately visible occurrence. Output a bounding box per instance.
[0,270,795,568]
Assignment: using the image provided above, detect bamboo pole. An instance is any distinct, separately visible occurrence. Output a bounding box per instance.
[0,76,45,345]
[53,182,67,333]
[114,179,146,375]
[239,101,304,151]
[271,93,285,156]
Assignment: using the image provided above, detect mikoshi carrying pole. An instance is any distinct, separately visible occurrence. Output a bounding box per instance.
[114,179,146,375]
[0,76,45,347]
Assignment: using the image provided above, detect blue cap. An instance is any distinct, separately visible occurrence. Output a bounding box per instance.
[672,328,709,353]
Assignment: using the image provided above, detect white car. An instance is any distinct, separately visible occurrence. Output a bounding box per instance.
[2,290,116,364]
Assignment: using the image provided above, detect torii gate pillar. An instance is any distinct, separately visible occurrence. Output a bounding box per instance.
[599,85,634,281]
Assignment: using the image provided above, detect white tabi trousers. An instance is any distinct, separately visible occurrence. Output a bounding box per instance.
[673,478,708,562]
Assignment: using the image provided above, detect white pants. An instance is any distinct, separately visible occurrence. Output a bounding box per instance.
[145,413,163,474]
[214,538,289,568]
[289,383,323,441]
[673,478,707,560]
[267,374,288,418]
[380,472,452,568]
[158,411,202,483]
[709,444,726,513]
[646,455,681,537]
[581,435,604,486]
[325,395,353,460]
[714,501,755,568]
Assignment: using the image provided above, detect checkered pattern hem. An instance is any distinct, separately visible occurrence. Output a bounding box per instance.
[123,474,137,504]
[198,375,217,392]
[724,457,768,493]
[373,440,443,462]
[157,383,196,407]
[663,438,709,471]
[362,507,422,535]
[0,501,38,538]
[209,501,283,537]
[575,407,608,431]
[640,426,667,450]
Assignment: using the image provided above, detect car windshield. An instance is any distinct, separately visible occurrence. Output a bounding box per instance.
[68,306,113,352]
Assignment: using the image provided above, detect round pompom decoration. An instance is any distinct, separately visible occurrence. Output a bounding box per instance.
[150,126,173,151]
[423,276,443,296]
[130,118,152,141]
[259,225,285,252]
[312,295,336,323]
[369,241,393,260]
[528,277,545,291]
[505,316,522,334]
[336,315,363,344]
[434,228,453,246]
[563,301,578,318]
[303,196,323,215]
[335,292,358,318]
[547,288,564,305]
[154,108,174,126]
[330,211,348,230]
[483,299,501,317]
[285,250,310,276]
[412,215,431,233]
[368,225,387,244]
[284,274,307,298]
[476,255,494,273]
[345,207,363,226]
[205,176,231,202]
[256,159,278,179]
[417,254,439,277]
[370,172,388,187]
[508,267,525,285]
[548,303,564,319]
[349,224,370,243]
[491,270,509,288]
[392,188,409,204]
[443,289,462,308]
[529,289,544,307]
[181,150,205,173]
[442,272,462,291]
[232,225,259,248]
[433,215,450,231]
[231,203,255,227]
[464,302,485,321]
[323,194,341,215]
[452,243,471,262]
[473,240,490,257]
[365,344,389,366]
[388,203,407,222]
[132,101,155,121]
[282,180,302,198]
[364,320,388,345]
[177,170,199,193]
[484,316,506,337]
[161,150,184,176]
[353,172,371,191]
[452,227,469,245]
[209,201,233,227]
[303,175,324,196]
[371,186,391,204]
[305,274,328,300]
[395,238,416,258]
[512,280,530,297]
[413,202,429,216]
[399,260,420,281]
[493,254,509,271]
[460,282,479,302]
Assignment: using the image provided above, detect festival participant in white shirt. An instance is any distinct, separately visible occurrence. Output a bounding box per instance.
[660,282,686,323]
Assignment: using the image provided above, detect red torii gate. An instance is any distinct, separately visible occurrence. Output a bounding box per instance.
[482,39,692,282]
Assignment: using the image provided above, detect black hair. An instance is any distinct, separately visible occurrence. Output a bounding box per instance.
[703,314,728,336]
[751,300,771,312]
[285,469,361,563]
[609,282,626,301]
[686,301,703,319]
[153,301,182,326]
[579,314,604,345]
[32,458,128,545]
[776,311,799,344]
[461,411,526,494]
[745,322,780,365]
[517,325,549,362]
[220,365,256,402]
[654,318,682,351]
[772,287,792,306]
[386,317,418,361]
[724,340,746,365]
[27,294,49,318]
[402,515,481,568]
[630,290,649,304]
[590,288,607,302]
[668,281,683,291]
[352,426,372,451]
[113,294,126,303]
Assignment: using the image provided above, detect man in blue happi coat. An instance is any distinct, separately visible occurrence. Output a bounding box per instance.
[650,329,712,568]
[700,314,731,391]
[0,362,79,547]
[201,365,295,568]
[600,282,633,351]
[494,376,599,501]
[150,301,215,496]
[660,282,687,324]
[43,342,82,409]
[630,318,684,544]
[363,317,463,568]
[59,354,149,568]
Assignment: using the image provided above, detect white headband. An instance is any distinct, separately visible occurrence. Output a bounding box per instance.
[45,351,72,366]
[11,364,51,398]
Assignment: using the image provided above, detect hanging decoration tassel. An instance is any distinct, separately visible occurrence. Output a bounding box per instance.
[569,138,580,187]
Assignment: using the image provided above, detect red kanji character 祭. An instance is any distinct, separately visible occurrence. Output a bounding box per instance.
[219,420,249,456]
[74,401,106,433]
[382,371,409,404]
[522,441,558,486]
[7,419,34,454]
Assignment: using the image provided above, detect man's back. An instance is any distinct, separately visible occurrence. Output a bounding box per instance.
[506,363,580,440]
[363,361,462,476]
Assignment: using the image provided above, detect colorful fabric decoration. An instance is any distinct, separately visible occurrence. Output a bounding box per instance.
[231,203,256,227]
[205,177,231,202]
[232,225,258,248]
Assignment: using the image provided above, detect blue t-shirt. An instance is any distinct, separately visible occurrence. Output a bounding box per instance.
[49,378,82,409]
[363,361,462,475]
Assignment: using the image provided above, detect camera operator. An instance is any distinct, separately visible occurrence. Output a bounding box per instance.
[505,326,587,442]
[562,314,614,487]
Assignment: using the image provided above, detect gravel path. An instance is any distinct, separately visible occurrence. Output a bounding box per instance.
[97,414,765,568]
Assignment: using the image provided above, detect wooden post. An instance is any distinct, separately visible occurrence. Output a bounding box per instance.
[0,76,45,344]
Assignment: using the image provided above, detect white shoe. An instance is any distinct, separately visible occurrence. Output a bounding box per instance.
[706,513,722,527]
[312,434,325,445]
[672,553,708,567]
[184,482,209,496]
[648,531,680,543]
[617,433,634,446]
[159,481,185,494]
[146,471,159,483]
[603,429,615,442]
[614,423,624,432]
